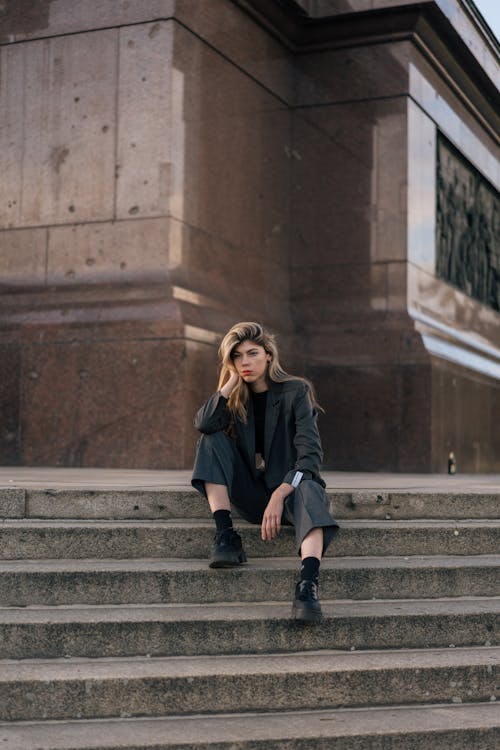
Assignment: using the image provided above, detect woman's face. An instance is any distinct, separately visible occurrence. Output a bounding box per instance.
[232,339,269,392]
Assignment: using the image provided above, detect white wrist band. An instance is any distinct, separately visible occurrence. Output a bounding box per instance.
[291,471,303,488]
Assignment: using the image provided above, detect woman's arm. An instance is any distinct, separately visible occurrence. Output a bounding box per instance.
[262,383,323,541]
[193,372,239,433]
[282,384,323,485]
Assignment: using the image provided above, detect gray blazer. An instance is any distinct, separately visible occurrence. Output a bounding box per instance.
[194,378,326,490]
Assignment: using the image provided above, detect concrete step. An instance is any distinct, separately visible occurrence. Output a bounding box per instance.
[1,555,498,606]
[1,702,500,750]
[1,646,498,722]
[1,519,499,559]
[0,597,498,659]
[3,487,499,520]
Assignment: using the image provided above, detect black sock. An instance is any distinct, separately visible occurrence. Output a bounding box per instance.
[213,509,233,533]
[301,556,320,584]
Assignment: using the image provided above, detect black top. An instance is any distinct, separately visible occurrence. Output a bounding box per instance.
[251,390,268,455]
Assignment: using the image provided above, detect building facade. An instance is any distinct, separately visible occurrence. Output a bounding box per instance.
[1,0,499,471]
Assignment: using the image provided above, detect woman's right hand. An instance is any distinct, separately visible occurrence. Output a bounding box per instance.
[220,370,239,398]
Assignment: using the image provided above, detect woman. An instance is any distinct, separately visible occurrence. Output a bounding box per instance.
[192,322,338,621]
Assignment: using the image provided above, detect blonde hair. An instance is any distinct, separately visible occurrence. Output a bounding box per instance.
[217,321,321,423]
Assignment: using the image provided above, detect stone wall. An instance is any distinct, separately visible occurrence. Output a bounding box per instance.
[0,1,294,468]
[0,0,498,471]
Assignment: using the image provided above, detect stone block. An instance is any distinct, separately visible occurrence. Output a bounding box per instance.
[291,104,376,267]
[431,357,500,473]
[47,218,170,285]
[292,97,407,269]
[0,1,175,44]
[116,21,173,221]
[168,23,291,256]
[295,41,410,106]
[20,338,189,468]
[1,30,117,228]
[0,228,47,286]
[170,219,291,327]
[310,363,432,471]
[290,263,388,325]
[175,0,294,103]
[0,490,25,518]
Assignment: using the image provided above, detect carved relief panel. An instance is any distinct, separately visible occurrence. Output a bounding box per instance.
[436,134,499,312]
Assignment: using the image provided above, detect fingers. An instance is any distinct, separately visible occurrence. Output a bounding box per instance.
[261,513,281,541]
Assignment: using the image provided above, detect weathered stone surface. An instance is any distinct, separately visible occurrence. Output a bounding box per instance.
[26,488,205,519]
[1,519,499,560]
[1,647,498,721]
[22,487,500,520]
[1,702,499,750]
[0,1,175,44]
[0,228,47,286]
[0,490,25,519]
[47,219,171,285]
[0,597,497,660]
[0,556,498,607]
[20,339,191,469]
[116,21,173,221]
[0,30,117,228]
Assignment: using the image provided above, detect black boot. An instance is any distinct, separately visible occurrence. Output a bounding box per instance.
[292,579,322,621]
[209,528,247,568]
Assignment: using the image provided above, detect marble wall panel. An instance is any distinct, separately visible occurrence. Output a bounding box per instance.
[169,219,291,334]
[291,106,373,267]
[295,320,426,368]
[309,363,431,471]
[174,0,294,103]
[21,338,188,468]
[386,261,408,313]
[431,358,500,472]
[374,101,407,263]
[116,21,173,221]
[183,338,221,466]
[14,30,117,226]
[170,23,292,260]
[1,229,47,286]
[0,44,24,230]
[0,297,183,347]
[294,41,410,106]
[0,1,174,43]
[292,97,407,272]
[47,218,170,285]
[290,263,388,326]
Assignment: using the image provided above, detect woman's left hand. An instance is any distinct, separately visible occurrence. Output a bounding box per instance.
[261,484,293,541]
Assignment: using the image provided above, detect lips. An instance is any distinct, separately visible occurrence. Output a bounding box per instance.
[241,371,252,376]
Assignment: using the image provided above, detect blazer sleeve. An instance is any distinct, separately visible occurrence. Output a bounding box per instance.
[281,384,324,486]
[194,392,231,434]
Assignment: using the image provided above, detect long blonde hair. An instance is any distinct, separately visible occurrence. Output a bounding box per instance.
[217,321,321,423]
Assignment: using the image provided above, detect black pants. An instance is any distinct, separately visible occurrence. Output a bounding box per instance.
[191,431,339,555]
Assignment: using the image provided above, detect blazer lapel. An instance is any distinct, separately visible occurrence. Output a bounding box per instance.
[264,381,282,462]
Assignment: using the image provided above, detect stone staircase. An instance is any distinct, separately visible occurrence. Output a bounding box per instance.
[0,483,499,749]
